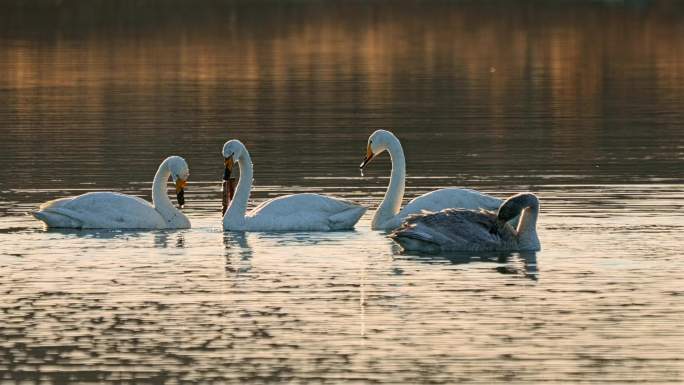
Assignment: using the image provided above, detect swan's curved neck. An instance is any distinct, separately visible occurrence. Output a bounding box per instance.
[372,137,406,229]
[517,200,540,250]
[152,161,181,220]
[223,150,253,227]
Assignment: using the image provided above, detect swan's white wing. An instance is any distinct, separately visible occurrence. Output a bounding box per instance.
[404,188,502,213]
[383,188,502,230]
[390,209,512,252]
[246,193,366,231]
[35,192,165,229]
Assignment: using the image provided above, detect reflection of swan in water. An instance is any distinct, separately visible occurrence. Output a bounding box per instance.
[394,251,539,281]
[495,252,538,281]
[222,229,373,275]
[254,230,364,247]
[153,231,186,248]
[43,228,191,249]
[223,232,253,275]
[37,227,188,247]
[359,130,504,230]
[221,140,366,231]
[37,228,146,241]
[390,193,540,253]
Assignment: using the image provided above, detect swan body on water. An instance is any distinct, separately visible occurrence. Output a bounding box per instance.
[222,140,366,231]
[32,156,191,230]
[360,130,503,230]
[389,193,541,253]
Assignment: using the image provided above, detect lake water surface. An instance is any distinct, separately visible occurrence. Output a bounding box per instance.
[1,1,684,383]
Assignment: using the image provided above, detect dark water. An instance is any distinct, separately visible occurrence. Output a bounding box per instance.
[1,1,684,384]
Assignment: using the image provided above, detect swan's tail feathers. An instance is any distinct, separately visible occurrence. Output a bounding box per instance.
[38,197,72,211]
[31,210,48,223]
[329,206,367,230]
[32,210,82,228]
[389,225,442,253]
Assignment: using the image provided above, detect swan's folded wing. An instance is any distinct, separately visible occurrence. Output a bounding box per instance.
[249,193,362,216]
[393,209,503,250]
[402,188,502,216]
[40,192,163,229]
[246,193,365,231]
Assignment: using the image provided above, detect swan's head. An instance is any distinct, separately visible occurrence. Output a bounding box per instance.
[222,139,247,175]
[360,129,397,169]
[164,156,190,207]
[497,193,539,223]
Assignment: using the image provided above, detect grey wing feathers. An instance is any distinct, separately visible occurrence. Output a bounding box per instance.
[391,208,506,251]
[402,208,497,231]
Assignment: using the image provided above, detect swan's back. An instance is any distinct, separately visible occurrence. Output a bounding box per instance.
[390,208,517,252]
[34,192,165,229]
[404,188,502,211]
[246,193,366,231]
[379,188,502,230]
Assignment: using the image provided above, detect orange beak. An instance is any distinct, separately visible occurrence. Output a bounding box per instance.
[175,179,187,194]
[224,157,234,173]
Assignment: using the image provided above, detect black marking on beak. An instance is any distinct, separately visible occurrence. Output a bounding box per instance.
[360,153,375,169]
[176,188,185,208]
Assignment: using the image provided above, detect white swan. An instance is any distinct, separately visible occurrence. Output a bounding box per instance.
[389,193,541,253]
[360,130,504,230]
[221,140,366,231]
[32,156,191,229]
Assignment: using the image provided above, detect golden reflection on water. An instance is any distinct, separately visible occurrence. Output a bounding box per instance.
[2,3,684,104]
[1,1,683,192]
